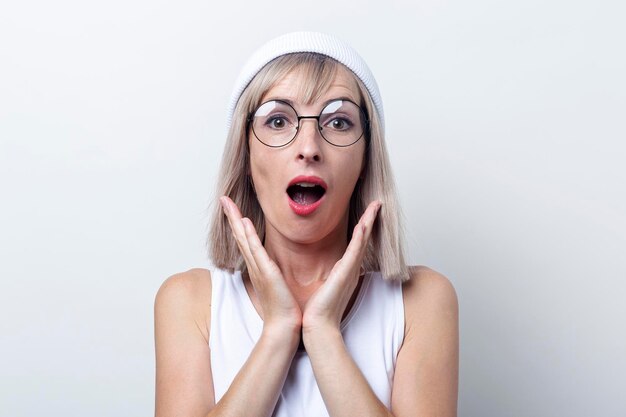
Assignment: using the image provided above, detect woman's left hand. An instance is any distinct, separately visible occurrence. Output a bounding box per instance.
[302,200,382,335]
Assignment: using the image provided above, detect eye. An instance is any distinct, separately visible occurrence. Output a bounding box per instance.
[266,115,290,129]
[325,117,353,131]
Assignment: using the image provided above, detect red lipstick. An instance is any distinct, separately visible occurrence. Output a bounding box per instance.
[286,175,327,216]
[287,176,328,190]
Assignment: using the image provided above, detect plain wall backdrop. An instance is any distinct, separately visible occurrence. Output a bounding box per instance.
[1,0,624,416]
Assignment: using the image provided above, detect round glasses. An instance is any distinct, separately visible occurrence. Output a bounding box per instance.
[248,99,369,148]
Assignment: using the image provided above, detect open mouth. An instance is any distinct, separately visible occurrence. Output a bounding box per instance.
[286,176,328,216]
[286,183,326,205]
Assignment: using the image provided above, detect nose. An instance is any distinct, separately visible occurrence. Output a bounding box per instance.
[294,117,322,162]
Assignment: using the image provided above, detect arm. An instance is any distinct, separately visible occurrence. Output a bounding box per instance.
[303,326,393,417]
[391,266,459,417]
[154,270,214,417]
[154,269,301,417]
[208,324,300,417]
[303,266,459,417]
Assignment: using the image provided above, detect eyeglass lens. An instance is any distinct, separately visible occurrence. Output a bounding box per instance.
[251,100,366,147]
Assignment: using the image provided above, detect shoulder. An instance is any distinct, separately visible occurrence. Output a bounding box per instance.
[155,268,212,305]
[401,265,458,334]
[154,268,213,342]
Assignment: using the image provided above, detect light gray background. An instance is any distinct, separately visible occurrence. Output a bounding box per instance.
[1,0,624,416]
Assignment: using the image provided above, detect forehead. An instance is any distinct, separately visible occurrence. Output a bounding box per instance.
[260,65,361,107]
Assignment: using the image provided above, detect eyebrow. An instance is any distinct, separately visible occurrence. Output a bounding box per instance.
[264,96,358,109]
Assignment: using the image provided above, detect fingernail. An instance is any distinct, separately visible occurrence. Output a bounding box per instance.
[219,197,227,211]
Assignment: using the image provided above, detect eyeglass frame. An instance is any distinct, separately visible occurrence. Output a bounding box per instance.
[246,98,370,148]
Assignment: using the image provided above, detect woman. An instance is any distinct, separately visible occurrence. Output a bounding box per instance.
[154,32,458,417]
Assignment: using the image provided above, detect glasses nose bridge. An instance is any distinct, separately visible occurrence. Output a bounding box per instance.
[295,114,323,138]
[297,115,321,129]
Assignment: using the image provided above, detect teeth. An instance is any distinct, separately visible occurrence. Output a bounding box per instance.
[296,182,317,187]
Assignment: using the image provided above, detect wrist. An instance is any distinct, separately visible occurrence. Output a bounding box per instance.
[302,318,340,337]
[261,322,301,350]
[302,323,342,349]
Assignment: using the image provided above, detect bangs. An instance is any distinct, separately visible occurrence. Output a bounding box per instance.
[245,52,351,114]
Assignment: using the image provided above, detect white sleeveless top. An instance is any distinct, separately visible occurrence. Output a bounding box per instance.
[209,267,405,416]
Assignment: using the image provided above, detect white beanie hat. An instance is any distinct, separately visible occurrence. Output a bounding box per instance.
[226,31,385,133]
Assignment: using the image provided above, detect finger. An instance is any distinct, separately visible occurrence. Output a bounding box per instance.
[353,200,381,252]
[242,217,279,278]
[220,196,259,273]
[360,200,382,248]
[222,199,259,272]
[240,218,263,275]
[341,201,381,271]
[328,219,370,285]
[220,197,247,248]
[342,220,366,265]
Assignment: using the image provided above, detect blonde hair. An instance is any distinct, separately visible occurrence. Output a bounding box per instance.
[207,52,409,282]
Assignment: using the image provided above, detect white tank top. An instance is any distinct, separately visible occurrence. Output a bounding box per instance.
[209,267,405,416]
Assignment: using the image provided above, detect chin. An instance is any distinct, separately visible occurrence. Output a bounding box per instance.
[283,224,327,244]
[262,201,345,244]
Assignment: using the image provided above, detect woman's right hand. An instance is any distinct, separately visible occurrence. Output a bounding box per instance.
[220,196,302,338]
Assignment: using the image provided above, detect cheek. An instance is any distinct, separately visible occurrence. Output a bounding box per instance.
[249,145,282,201]
[333,152,365,199]
[343,146,366,181]
[341,166,363,197]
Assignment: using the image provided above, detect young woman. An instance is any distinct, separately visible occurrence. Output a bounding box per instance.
[154,32,459,417]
